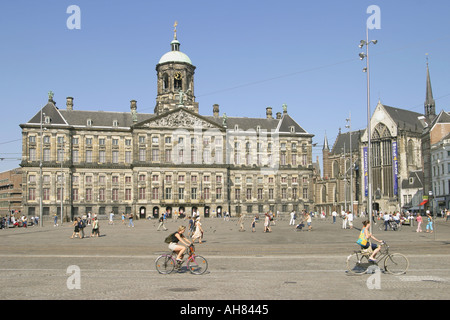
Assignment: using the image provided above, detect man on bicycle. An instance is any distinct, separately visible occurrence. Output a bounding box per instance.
[166,226,192,265]
[357,220,383,262]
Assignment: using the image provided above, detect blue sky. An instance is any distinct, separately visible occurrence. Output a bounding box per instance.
[1,0,449,173]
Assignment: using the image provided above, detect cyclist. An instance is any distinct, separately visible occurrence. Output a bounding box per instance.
[167,226,192,264]
[357,220,383,262]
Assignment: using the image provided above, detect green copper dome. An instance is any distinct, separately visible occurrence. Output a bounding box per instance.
[158,39,192,65]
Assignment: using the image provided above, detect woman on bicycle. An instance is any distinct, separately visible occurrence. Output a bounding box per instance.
[167,226,192,262]
[358,220,383,262]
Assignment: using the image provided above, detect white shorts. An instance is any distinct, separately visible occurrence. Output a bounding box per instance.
[168,242,178,251]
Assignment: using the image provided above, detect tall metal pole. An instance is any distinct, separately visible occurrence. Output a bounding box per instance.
[39,110,44,227]
[365,27,373,234]
[346,112,353,217]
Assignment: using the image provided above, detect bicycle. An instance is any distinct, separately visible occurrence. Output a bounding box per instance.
[378,220,402,231]
[346,241,409,275]
[155,244,208,275]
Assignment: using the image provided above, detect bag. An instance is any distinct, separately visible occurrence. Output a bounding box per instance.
[164,232,176,244]
[356,227,367,246]
[356,237,367,246]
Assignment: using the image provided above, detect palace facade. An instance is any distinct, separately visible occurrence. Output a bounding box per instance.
[19,28,315,221]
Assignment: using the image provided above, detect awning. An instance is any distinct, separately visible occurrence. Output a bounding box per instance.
[419,199,428,206]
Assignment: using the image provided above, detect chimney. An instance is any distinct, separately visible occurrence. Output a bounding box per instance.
[266,107,273,119]
[276,112,281,119]
[213,104,220,118]
[66,97,73,111]
[130,100,138,122]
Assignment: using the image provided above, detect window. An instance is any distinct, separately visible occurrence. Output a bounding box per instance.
[112,151,119,163]
[99,150,106,163]
[112,189,119,201]
[139,187,146,200]
[86,150,92,163]
[125,189,132,201]
[29,148,36,161]
[246,188,252,200]
[43,148,50,162]
[178,188,184,200]
[28,188,36,201]
[99,188,105,201]
[85,188,92,201]
[72,188,79,201]
[139,149,146,162]
[191,188,197,200]
[152,188,159,200]
[216,188,222,200]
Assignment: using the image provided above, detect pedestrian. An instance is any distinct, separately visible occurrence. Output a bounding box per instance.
[188,216,195,237]
[79,216,86,238]
[305,211,312,231]
[426,212,433,233]
[91,217,100,237]
[445,209,449,222]
[53,213,58,227]
[70,217,81,239]
[128,212,135,228]
[347,211,353,229]
[332,209,337,224]
[109,210,114,225]
[251,216,257,232]
[383,212,390,231]
[192,217,204,244]
[341,210,347,229]
[416,214,423,232]
[263,213,271,233]
[289,210,296,226]
[157,214,168,231]
[238,213,245,232]
[121,212,126,225]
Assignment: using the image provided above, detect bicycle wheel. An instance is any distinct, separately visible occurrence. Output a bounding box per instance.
[346,252,370,274]
[155,255,175,274]
[384,253,409,275]
[187,255,208,275]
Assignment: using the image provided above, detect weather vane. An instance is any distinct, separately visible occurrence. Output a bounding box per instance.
[174,21,178,40]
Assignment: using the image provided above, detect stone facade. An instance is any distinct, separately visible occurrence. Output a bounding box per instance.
[19,32,314,221]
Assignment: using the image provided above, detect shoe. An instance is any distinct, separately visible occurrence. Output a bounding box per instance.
[369,258,377,263]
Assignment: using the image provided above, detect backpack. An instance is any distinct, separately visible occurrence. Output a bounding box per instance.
[164,232,176,244]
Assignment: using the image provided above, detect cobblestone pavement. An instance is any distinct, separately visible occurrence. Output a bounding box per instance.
[1,215,449,302]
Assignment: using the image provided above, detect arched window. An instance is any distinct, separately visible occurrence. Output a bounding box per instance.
[332,160,340,178]
[322,185,327,203]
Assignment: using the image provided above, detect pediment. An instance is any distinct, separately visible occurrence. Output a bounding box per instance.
[134,107,223,130]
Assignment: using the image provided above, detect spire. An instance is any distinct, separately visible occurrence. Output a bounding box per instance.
[424,54,436,118]
[323,131,329,150]
[171,21,180,51]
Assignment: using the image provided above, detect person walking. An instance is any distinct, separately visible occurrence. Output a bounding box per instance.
[416,214,423,232]
[426,212,434,233]
[109,211,114,225]
[289,210,296,226]
[157,214,168,231]
[347,211,353,229]
[332,210,337,224]
[91,217,100,237]
[70,218,81,239]
[238,213,246,232]
[341,211,348,229]
[251,216,257,232]
[192,217,204,243]
[305,211,312,231]
[53,213,58,227]
[128,212,134,228]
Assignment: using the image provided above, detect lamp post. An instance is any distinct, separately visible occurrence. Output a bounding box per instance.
[345,112,353,216]
[39,110,45,227]
[359,29,377,233]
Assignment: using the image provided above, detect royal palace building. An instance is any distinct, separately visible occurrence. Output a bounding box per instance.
[19,27,315,221]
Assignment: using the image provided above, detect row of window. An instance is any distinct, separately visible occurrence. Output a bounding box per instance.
[27,186,309,202]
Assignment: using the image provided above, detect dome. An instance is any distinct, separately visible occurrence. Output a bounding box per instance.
[158,50,192,65]
[158,39,192,65]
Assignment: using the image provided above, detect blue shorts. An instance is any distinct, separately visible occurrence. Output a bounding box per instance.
[361,243,378,250]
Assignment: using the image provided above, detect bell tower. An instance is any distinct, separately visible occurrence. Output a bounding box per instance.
[155,22,198,115]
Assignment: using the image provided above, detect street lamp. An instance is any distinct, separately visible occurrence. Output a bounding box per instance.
[345,112,353,216]
[359,29,377,233]
[39,110,45,227]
